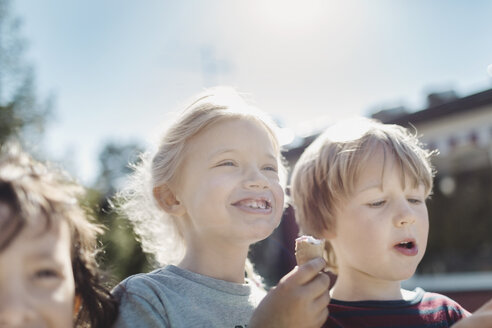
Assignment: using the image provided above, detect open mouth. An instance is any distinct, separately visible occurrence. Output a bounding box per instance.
[232,198,272,210]
[394,239,418,256]
[396,241,415,249]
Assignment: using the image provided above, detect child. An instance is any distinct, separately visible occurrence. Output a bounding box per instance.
[112,87,330,327]
[290,117,471,327]
[0,144,118,328]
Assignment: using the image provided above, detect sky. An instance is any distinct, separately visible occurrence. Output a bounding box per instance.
[12,0,492,185]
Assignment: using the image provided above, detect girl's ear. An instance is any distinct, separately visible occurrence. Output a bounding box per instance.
[153,184,186,216]
[73,294,81,318]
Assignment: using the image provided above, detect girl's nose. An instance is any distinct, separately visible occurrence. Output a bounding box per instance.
[244,168,269,190]
[0,298,37,327]
[0,280,39,327]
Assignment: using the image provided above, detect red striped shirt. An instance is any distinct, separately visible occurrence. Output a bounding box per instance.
[324,288,470,327]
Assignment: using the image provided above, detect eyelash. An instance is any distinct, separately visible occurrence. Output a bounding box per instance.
[368,198,423,207]
[217,161,278,172]
[218,161,236,167]
[368,200,385,208]
[263,165,278,172]
[34,269,60,280]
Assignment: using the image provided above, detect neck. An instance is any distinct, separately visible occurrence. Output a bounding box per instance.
[178,236,250,284]
[331,269,404,301]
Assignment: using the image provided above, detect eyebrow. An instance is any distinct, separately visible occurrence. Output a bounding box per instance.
[357,182,383,194]
[208,148,277,162]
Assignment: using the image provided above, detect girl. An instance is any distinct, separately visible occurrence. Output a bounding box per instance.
[113,87,330,327]
[0,144,118,327]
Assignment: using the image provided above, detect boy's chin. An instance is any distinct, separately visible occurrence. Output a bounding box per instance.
[396,268,419,281]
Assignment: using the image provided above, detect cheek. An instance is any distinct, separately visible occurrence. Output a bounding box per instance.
[272,183,285,209]
[337,209,381,248]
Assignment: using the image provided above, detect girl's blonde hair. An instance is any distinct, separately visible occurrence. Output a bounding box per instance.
[117,87,286,279]
[290,117,436,273]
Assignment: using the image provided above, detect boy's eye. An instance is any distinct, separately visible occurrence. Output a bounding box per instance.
[368,200,386,208]
[408,198,422,205]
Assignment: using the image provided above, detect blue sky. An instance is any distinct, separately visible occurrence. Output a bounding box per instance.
[13,0,492,185]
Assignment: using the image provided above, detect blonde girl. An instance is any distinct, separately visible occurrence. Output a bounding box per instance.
[113,87,330,328]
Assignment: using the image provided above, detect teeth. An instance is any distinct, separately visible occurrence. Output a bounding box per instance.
[399,242,413,249]
[240,199,270,209]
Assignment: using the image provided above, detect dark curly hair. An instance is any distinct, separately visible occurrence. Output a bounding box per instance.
[0,144,118,327]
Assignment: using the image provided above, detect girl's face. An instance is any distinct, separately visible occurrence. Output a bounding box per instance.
[173,118,284,249]
[0,204,75,328]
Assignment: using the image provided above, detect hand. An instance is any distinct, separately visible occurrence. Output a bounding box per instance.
[249,257,331,328]
[452,298,492,328]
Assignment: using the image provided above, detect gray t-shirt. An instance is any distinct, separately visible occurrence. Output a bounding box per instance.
[112,265,266,328]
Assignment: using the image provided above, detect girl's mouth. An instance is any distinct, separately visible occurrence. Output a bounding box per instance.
[232,198,272,213]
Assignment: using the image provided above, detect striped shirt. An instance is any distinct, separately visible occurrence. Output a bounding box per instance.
[324,288,470,327]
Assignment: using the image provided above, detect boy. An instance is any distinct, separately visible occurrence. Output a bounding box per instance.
[290,118,470,327]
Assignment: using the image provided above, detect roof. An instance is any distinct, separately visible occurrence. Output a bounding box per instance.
[384,87,492,126]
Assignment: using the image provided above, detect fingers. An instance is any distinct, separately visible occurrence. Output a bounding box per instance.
[287,257,326,285]
[303,271,331,299]
[477,298,492,312]
[313,284,331,311]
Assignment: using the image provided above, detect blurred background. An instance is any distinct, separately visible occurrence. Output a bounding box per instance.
[1,0,491,311]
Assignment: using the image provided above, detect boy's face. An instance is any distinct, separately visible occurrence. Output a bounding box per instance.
[0,204,75,328]
[172,118,284,248]
[329,149,429,284]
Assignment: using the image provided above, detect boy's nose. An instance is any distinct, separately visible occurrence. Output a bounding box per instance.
[393,203,416,227]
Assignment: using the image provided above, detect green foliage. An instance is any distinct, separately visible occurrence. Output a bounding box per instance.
[87,141,151,284]
[0,0,52,146]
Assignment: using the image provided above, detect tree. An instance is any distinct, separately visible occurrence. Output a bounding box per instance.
[0,0,52,146]
[89,141,151,283]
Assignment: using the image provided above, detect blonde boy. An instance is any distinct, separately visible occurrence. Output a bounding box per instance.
[290,118,470,327]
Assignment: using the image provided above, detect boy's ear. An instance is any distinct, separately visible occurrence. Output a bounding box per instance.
[153,184,186,216]
[320,229,336,240]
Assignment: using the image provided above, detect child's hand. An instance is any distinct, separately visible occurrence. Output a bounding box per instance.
[452,298,492,328]
[249,257,331,328]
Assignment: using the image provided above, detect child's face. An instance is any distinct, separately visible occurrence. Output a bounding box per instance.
[174,118,284,247]
[0,204,76,327]
[328,148,429,283]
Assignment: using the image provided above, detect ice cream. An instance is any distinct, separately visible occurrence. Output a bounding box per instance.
[295,235,325,265]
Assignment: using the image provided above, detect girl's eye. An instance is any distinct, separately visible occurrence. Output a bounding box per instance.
[368,200,386,208]
[34,269,60,280]
[218,161,235,167]
[408,198,422,205]
[263,165,278,172]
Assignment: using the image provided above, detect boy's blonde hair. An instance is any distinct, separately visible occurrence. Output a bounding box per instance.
[0,143,117,327]
[117,87,286,272]
[290,118,436,272]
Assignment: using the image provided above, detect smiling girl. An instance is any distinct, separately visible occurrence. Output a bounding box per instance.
[112,87,330,328]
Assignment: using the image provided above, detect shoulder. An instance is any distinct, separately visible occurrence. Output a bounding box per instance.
[112,267,180,300]
[112,267,178,327]
[420,290,471,319]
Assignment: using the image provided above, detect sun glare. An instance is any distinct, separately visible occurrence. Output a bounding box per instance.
[256,0,329,31]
